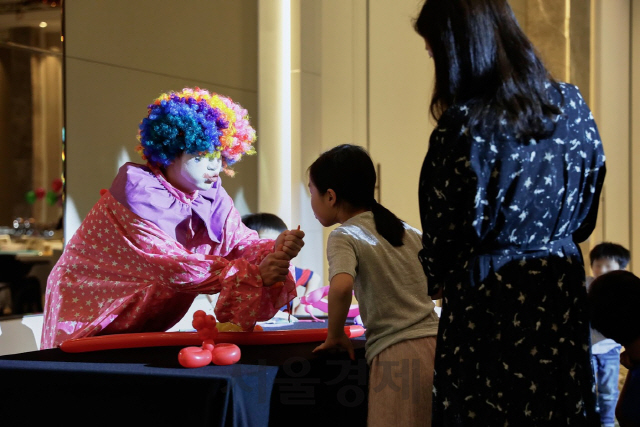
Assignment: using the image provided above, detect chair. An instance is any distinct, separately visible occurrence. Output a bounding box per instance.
[0,281,11,315]
[0,255,42,315]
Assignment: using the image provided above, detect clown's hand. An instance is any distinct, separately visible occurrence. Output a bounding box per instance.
[259,250,290,286]
[275,228,305,260]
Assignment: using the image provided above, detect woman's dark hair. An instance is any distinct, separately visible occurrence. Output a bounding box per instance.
[587,270,640,347]
[589,242,631,269]
[413,0,561,140]
[241,213,288,234]
[308,144,405,247]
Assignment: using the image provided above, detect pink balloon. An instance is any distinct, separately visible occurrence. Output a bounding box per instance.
[202,340,215,352]
[211,343,241,365]
[300,286,360,320]
[178,346,212,368]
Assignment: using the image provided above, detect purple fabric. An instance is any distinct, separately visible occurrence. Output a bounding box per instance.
[109,162,232,246]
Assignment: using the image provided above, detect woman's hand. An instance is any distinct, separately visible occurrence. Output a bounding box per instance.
[259,251,291,286]
[313,333,355,360]
[275,228,305,260]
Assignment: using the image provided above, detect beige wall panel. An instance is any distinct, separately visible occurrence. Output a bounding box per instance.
[298,71,324,281]
[631,0,640,273]
[300,0,322,75]
[592,0,631,251]
[526,0,569,81]
[320,0,367,149]
[64,0,258,92]
[368,0,434,230]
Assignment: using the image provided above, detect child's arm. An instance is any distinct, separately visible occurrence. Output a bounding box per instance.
[313,273,355,360]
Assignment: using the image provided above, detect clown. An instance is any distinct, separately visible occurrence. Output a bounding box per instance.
[41,88,304,349]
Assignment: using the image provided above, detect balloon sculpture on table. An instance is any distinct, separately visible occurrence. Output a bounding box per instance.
[299,285,360,323]
[178,310,242,368]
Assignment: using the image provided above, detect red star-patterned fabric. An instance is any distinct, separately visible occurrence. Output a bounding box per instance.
[41,191,296,349]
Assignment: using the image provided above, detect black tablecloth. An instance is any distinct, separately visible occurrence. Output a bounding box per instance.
[0,322,368,427]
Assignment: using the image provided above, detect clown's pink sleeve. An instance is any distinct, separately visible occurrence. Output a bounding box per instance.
[41,193,296,348]
[212,206,297,327]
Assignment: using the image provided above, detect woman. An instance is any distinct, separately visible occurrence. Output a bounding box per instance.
[414,0,605,425]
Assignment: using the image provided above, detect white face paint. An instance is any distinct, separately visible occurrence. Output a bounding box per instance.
[165,152,223,193]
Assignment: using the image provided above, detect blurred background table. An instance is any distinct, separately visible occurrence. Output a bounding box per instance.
[0,235,62,316]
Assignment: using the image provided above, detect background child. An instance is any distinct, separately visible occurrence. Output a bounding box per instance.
[309,144,439,427]
[588,242,631,427]
[588,270,640,427]
[241,212,324,317]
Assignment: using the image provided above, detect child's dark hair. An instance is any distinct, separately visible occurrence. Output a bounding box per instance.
[241,213,287,234]
[589,242,630,269]
[308,144,405,247]
[587,270,640,347]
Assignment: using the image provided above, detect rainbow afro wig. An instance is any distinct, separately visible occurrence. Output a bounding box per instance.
[137,87,256,175]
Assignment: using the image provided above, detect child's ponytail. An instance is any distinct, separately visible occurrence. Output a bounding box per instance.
[371,200,405,247]
[308,144,406,247]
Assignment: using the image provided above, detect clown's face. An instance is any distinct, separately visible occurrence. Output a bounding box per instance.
[165,152,222,192]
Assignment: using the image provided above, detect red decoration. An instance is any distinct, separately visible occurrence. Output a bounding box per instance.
[51,178,63,193]
[35,187,46,199]
[59,325,367,353]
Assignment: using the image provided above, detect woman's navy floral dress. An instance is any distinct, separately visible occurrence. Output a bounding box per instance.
[419,82,606,426]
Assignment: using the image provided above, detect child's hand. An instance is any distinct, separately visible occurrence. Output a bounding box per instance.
[259,251,291,286]
[313,333,355,360]
[275,228,305,260]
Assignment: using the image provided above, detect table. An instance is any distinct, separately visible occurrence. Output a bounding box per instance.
[0,322,368,427]
[0,251,55,315]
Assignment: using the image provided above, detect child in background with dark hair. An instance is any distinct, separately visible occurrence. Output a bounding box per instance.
[241,213,288,241]
[309,144,439,427]
[241,212,324,316]
[588,270,640,427]
[588,242,631,427]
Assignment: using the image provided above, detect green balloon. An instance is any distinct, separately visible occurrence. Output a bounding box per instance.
[25,190,36,205]
[46,191,58,206]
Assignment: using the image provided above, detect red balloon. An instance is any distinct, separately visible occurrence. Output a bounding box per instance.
[51,178,63,193]
[178,346,212,368]
[198,327,217,341]
[211,343,241,365]
[35,187,46,199]
[59,326,367,353]
[192,317,205,330]
[204,314,216,328]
